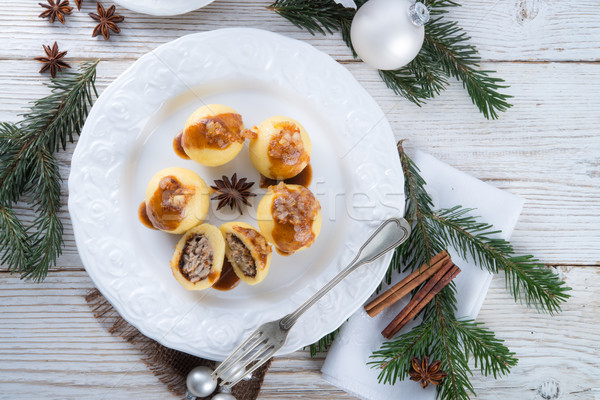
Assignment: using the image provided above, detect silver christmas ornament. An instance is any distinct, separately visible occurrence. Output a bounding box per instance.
[212,394,237,400]
[350,0,430,70]
[186,366,218,398]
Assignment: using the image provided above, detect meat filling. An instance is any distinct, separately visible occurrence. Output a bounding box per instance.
[225,233,256,278]
[179,234,213,283]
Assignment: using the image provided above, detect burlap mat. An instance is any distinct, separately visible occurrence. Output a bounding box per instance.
[85,289,271,400]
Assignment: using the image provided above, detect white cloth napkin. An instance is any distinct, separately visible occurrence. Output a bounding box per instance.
[321,150,525,400]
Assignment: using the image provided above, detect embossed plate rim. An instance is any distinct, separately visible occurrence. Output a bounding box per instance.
[69,28,404,360]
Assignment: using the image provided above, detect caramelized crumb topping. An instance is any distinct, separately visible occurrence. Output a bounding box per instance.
[241,128,258,140]
[183,113,244,150]
[268,122,307,166]
[204,119,239,148]
[179,234,213,283]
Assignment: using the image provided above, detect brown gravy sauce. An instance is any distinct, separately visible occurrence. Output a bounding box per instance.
[172,131,190,159]
[146,175,194,231]
[138,201,157,230]
[271,222,305,256]
[182,113,244,151]
[275,247,294,257]
[212,258,240,291]
[259,164,312,188]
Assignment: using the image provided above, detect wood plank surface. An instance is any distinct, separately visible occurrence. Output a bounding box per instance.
[1,0,599,399]
[0,1,599,62]
[1,267,598,400]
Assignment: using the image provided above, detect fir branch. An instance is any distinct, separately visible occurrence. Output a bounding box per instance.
[372,317,438,385]
[25,147,63,281]
[392,143,570,313]
[452,319,517,378]
[428,290,474,400]
[422,18,512,119]
[379,66,438,106]
[371,142,563,399]
[0,122,35,205]
[0,203,30,274]
[267,0,355,36]
[422,0,460,15]
[429,207,571,313]
[268,0,512,119]
[371,281,516,400]
[23,59,99,152]
[306,328,339,357]
[0,61,99,281]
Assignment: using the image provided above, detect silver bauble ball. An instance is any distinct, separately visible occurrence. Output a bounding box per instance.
[186,366,218,398]
[350,0,430,70]
[212,394,237,400]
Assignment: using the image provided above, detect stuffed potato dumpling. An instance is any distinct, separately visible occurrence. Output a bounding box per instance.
[181,104,253,167]
[143,167,209,234]
[170,224,225,290]
[257,182,321,256]
[249,116,311,180]
[220,222,273,285]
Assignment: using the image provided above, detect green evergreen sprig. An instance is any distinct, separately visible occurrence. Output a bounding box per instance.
[371,284,517,400]
[369,142,569,399]
[0,61,99,281]
[428,207,570,313]
[268,0,512,119]
[387,143,571,313]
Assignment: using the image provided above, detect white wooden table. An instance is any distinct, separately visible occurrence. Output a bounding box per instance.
[1,1,599,399]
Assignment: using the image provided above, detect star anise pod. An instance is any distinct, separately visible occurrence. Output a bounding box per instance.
[89,2,125,40]
[75,0,83,10]
[34,42,71,78]
[39,0,73,24]
[409,357,448,389]
[210,174,256,214]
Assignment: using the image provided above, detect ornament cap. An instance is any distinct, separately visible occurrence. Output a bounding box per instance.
[409,2,430,26]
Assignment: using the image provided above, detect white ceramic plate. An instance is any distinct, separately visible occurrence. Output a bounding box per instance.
[113,0,214,16]
[69,28,404,360]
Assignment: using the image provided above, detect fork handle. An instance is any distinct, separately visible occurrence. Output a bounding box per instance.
[279,217,411,331]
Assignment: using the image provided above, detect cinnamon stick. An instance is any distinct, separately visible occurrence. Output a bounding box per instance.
[382,263,461,339]
[365,250,450,318]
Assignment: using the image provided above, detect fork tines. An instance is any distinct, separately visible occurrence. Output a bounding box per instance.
[212,329,277,388]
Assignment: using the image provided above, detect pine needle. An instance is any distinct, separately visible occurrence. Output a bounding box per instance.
[268,0,356,36]
[0,61,99,281]
[0,203,30,274]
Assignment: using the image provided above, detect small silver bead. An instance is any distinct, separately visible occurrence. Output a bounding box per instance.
[212,394,237,400]
[186,366,218,398]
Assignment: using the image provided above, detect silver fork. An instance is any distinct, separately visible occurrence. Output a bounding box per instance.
[212,217,411,389]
